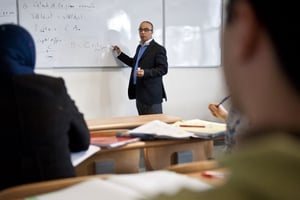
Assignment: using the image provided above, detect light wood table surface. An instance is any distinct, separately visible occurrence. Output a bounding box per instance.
[86,114,182,132]
[0,167,227,200]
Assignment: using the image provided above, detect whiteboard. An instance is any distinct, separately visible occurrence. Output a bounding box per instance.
[165,0,222,67]
[18,0,163,68]
[0,0,18,24]
[1,0,222,68]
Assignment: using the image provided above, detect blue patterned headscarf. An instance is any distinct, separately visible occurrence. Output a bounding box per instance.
[0,24,35,79]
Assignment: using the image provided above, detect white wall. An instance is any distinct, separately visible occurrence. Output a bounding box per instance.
[36,66,228,121]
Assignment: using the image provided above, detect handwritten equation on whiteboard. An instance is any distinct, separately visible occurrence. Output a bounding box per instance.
[18,0,122,68]
[0,1,17,24]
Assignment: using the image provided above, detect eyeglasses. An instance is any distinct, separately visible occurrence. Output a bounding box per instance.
[138,28,152,33]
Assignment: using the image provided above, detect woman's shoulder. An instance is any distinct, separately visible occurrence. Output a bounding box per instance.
[13,74,65,87]
[13,74,68,97]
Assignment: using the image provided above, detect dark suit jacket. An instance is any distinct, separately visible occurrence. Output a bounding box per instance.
[118,40,168,105]
[0,74,90,190]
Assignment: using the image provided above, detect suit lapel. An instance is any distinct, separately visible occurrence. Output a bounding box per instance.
[139,40,154,62]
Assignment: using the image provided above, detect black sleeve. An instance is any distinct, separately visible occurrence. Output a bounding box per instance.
[68,99,90,152]
[58,78,90,152]
[143,45,168,78]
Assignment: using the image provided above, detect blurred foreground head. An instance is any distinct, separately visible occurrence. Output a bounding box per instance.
[223,0,300,129]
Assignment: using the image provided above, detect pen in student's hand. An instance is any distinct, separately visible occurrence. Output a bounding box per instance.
[217,96,230,107]
[179,124,205,128]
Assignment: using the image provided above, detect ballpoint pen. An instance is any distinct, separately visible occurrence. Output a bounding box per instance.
[179,124,205,128]
[217,96,230,107]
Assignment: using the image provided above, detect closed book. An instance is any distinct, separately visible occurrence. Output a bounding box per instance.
[90,136,140,149]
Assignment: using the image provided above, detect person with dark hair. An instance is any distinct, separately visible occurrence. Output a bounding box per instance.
[0,24,90,190]
[151,0,300,199]
[113,21,168,115]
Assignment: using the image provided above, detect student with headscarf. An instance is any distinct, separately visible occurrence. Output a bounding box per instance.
[0,24,90,190]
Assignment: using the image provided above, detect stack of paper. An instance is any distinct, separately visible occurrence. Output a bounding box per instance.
[128,120,194,139]
[128,120,226,140]
[26,170,212,200]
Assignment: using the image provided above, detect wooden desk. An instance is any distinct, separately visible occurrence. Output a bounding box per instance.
[165,160,227,186]
[75,138,213,176]
[86,114,182,132]
[0,168,227,200]
[79,114,213,176]
[0,174,110,200]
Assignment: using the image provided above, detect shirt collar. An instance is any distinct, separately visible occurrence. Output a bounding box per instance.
[140,38,153,46]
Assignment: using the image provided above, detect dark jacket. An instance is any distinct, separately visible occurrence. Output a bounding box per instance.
[118,40,168,105]
[152,132,300,200]
[0,74,90,190]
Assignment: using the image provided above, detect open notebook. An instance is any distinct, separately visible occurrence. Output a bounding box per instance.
[71,145,100,167]
[26,170,212,200]
[127,120,226,140]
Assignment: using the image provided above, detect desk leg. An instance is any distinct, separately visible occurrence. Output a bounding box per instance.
[143,140,213,171]
[75,149,140,176]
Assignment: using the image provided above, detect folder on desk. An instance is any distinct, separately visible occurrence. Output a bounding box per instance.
[90,135,140,149]
[127,120,226,140]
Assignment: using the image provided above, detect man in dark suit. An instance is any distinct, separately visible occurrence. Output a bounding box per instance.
[113,21,168,115]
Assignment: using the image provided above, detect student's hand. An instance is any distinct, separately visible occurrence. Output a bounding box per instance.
[112,45,121,55]
[208,103,228,121]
